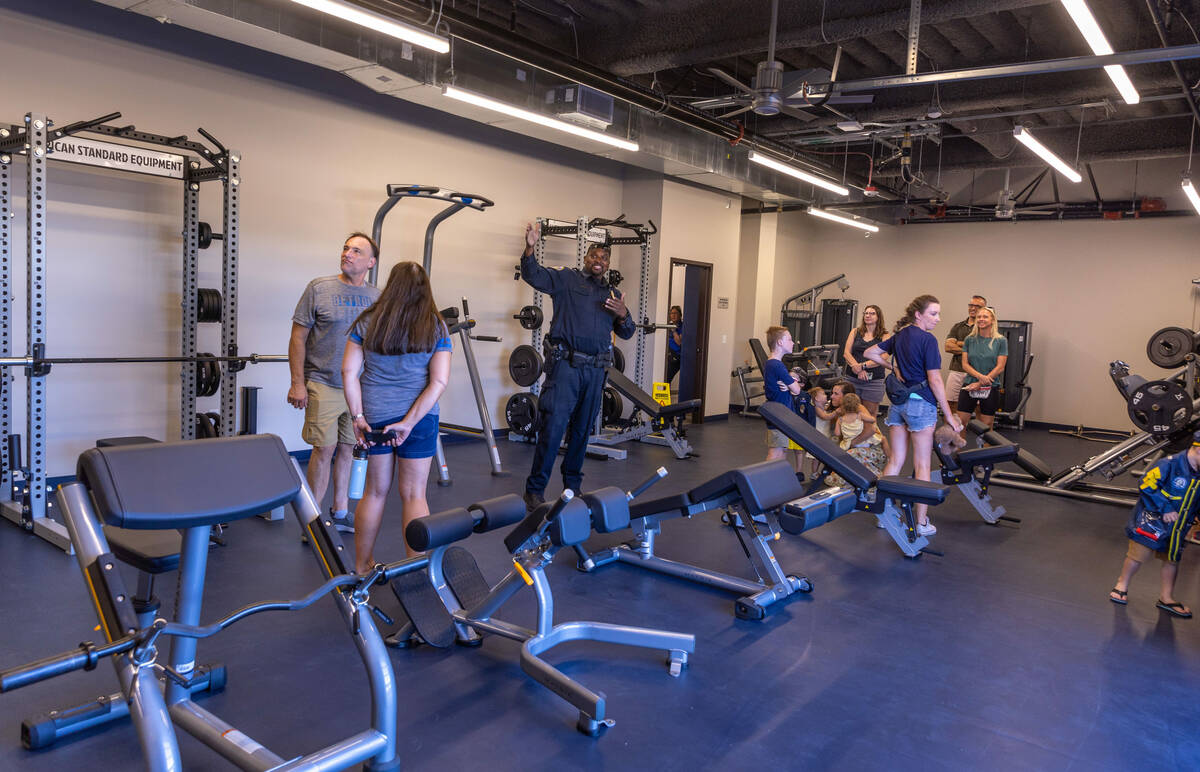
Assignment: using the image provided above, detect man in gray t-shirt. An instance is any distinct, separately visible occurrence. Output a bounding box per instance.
[288,233,381,531]
[943,293,986,407]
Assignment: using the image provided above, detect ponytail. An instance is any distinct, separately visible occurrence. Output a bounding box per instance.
[893,294,939,333]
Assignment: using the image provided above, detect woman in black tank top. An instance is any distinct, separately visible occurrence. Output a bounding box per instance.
[843,304,890,417]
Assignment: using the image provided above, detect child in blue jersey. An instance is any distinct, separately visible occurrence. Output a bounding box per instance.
[1109,434,1200,617]
[763,325,806,474]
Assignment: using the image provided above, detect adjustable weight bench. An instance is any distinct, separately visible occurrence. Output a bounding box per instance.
[575,459,813,620]
[759,402,949,558]
[933,440,1022,525]
[966,419,1055,481]
[390,479,694,737]
[590,366,699,459]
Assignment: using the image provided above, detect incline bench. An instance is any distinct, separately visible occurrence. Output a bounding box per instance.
[760,402,949,558]
[589,366,699,459]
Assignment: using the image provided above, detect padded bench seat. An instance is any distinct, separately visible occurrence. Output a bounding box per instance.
[955,445,1017,468]
[876,476,948,505]
[104,526,182,574]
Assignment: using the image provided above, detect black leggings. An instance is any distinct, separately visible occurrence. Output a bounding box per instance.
[665,352,680,384]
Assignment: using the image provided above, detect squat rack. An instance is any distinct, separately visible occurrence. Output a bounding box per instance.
[0,110,248,552]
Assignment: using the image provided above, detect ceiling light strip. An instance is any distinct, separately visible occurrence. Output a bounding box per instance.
[808,208,880,232]
[1182,174,1200,215]
[749,151,849,196]
[1013,125,1082,183]
[286,0,449,53]
[443,86,639,151]
[1060,0,1140,104]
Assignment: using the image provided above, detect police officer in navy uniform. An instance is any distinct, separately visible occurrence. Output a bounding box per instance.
[520,221,636,510]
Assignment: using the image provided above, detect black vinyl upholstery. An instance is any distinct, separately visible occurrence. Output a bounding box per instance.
[876,477,948,505]
[759,403,877,491]
[955,445,1018,468]
[730,460,805,515]
[77,435,301,529]
[605,366,700,417]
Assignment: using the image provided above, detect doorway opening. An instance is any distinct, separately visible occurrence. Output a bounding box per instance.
[666,259,712,422]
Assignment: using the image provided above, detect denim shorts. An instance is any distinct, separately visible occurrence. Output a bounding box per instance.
[366,412,439,459]
[884,397,938,432]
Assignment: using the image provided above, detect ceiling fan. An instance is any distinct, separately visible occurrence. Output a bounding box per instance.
[693,0,873,122]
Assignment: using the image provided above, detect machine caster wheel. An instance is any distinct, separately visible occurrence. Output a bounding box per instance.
[666,650,688,677]
[792,575,813,594]
[577,714,614,737]
[734,601,766,621]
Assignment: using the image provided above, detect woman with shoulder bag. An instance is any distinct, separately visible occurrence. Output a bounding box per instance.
[863,295,963,536]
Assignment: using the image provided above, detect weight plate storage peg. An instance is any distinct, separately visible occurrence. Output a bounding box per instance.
[508,345,544,387]
[1127,379,1194,436]
[505,392,539,437]
[513,305,543,330]
[1146,326,1200,369]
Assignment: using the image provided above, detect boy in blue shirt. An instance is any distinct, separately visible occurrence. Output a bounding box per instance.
[763,326,809,474]
[1109,433,1200,617]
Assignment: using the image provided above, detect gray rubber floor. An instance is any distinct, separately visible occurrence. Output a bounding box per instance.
[1,416,1197,771]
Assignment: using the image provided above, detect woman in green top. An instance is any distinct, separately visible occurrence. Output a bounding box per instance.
[954,306,1008,432]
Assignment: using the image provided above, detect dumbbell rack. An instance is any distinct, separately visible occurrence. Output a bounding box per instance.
[0,111,240,552]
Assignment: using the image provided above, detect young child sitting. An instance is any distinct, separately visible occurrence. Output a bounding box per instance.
[826,393,886,485]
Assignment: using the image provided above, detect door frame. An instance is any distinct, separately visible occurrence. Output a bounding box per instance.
[666,257,713,422]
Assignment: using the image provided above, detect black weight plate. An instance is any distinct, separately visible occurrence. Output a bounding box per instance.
[198,221,213,250]
[602,386,624,426]
[195,354,220,397]
[505,392,539,436]
[508,345,543,387]
[1127,379,1193,436]
[195,412,217,439]
[1146,326,1198,369]
[613,347,625,373]
[515,305,543,330]
[205,412,222,435]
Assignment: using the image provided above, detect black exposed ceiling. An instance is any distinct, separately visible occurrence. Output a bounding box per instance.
[432,0,1200,192]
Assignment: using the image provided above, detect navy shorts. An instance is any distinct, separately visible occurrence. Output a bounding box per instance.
[366,412,439,459]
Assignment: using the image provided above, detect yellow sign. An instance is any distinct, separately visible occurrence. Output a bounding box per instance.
[652,382,671,407]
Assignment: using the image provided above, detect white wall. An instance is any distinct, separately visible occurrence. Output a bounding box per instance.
[770,199,1200,430]
[2,4,634,474]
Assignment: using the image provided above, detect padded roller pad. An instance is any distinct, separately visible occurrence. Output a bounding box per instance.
[407,508,474,552]
[731,459,806,515]
[955,445,1018,468]
[760,403,877,491]
[77,435,301,529]
[584,487,631,533]
[876,476,948,505]
[468,494,526,533]
[629,492,691,520]
[549,498,593,547]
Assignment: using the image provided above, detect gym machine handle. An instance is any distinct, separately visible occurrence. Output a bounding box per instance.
[51,112,122,141]
[7,433,21,475]
[627,467,668,501]
[1,637,136,693]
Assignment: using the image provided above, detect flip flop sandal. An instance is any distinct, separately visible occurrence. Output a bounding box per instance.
[1156,600,1193,618]
[1109,588,1128,605]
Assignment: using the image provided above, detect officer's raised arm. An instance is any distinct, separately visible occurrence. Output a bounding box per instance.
[519,221,565,294]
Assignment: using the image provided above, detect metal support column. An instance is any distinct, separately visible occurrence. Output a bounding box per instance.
[634,240,650,390]
[219,151,240,437]
[530,218,548,397]
[180,164,200,440]
[0,133,10,488]
[26,114,48,525]
[906,0,922,77]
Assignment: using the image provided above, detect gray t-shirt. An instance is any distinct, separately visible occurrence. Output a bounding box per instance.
[292,276,380,388]
[349,319,452,425]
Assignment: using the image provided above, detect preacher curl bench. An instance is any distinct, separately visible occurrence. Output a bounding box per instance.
[1,435,410,771]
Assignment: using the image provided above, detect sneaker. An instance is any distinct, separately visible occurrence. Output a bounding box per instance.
[524,491,545,512]
[916,521,937,537]
[331,511,355,534]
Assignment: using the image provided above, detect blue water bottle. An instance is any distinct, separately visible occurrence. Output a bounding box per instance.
[349,445,368,500]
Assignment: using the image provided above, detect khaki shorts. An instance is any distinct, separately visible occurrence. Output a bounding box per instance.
[944,370,967,406]
[1126,539,1175,565]
[302,381,355,447]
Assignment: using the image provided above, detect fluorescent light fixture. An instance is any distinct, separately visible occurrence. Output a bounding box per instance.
[1013,125,1082,183]
[1182,173,1200,215]
[287,0,449,53]
[443,86,639,151]
[1060,0,1140,104]
[749,151,849,196]
[807,208,880,233]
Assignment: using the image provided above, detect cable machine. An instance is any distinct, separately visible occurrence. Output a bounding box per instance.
[369,184,505,484]
[0,110,251,552]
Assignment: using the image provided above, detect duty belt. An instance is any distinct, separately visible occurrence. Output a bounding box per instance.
[544,339,614,369]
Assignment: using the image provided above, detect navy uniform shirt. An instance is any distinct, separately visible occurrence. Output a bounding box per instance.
[1126,449,1200,560]
[520,251,636,354]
